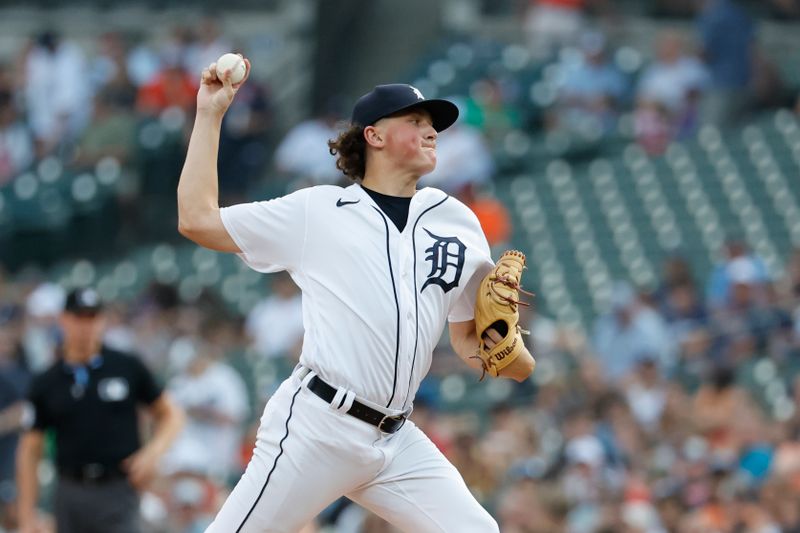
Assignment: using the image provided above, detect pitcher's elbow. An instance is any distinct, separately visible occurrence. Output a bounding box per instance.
[178,218,197,240]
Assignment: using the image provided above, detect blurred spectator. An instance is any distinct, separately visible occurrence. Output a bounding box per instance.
[447,431,499,502]
[136,47,197,117]
[21,282,65,372]
[592,282,674,381]
[661,282,708,346]
[162,337,248,483]
[696,0,756,125]
[749,46,787,112]
[524,0,589,57]
[654,254,696,305]
[23,30,92,156]
[552,31,627,137]
[218,79,273,204]
[498,479,567,532]
[623,355,668,434]
[0,79,34,185]
[0,309,30,531]
[633,99,674,156]
[480,404,537,481]
[692,365,761,460]
[273,98,345,186]
[418,100,494,194]
[103,303,138,353]
[70,88,137,170]
[455,182,512,251]
[706,239,768,310]
[245,272,304,361]
[164,475,216,532]
[525,305,588,368]
[634,31,709,153]
[673,327,714,394]
[735,492,782,533]
[125,31,162,88]
[561,412,613,508]
[463,77,522,146]
[776,248,800,307]
[183,15,233,77]
[89,31,138,108]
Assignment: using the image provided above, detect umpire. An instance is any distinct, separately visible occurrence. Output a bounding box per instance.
[16,288,184,533]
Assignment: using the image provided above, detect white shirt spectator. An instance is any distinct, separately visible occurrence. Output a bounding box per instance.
[625,379,667,433]
[24,36,92,146]
[245,289,303,360]
[273,118,341,184]
[637,56,709,113]
[162,348,249,481]
[592,283,675,381]
[126,42,161,87]
[419,123,494,194]
[23,283,65,372]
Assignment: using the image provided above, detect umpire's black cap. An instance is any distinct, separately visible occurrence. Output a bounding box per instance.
[351,84,459,132]
[64,287,103,314]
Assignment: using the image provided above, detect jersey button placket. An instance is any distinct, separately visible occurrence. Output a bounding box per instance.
[399,244,414,318]
[397,240,416,404]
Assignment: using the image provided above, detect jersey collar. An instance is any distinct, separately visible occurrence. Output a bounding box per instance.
[350,183,446,217]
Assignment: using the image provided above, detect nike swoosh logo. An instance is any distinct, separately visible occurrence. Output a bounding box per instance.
[336,198,360,207]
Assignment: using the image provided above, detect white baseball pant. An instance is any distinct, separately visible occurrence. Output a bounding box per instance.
[205,368,499,532]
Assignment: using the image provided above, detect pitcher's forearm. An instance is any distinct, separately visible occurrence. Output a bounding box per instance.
[177,111,224,232]
[451,329,486,372]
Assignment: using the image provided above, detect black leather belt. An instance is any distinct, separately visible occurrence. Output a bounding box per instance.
[307,375,407,434]
[59,463,127,483]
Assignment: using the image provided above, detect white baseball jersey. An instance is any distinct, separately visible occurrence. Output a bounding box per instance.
[220,182,494,411]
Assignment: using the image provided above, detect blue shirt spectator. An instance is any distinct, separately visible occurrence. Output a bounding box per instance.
[697,0,755,90]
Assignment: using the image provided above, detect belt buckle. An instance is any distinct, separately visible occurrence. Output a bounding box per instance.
[82,463,105,481]
[378,414,406,434]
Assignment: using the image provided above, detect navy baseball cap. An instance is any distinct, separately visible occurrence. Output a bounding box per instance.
[351,84,459,132]
[64,287,103,314]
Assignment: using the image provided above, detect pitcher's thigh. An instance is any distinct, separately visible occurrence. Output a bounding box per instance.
[205,386,337,533]
[347,428,498,533]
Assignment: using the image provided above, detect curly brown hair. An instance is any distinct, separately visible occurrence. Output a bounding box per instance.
[328,124,366,181]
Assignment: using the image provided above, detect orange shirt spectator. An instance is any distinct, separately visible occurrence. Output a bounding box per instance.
[469,196,512,248]
[457,183,512,248]
[136,65,197,116]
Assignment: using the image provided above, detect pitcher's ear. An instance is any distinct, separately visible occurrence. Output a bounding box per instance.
[364,125,384,147]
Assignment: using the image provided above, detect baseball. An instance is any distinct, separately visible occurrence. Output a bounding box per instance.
[215,53,247,84]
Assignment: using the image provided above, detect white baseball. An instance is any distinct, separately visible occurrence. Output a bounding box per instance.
[215,53,247,84]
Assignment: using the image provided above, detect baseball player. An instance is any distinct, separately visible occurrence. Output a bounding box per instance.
[177,57,536,532]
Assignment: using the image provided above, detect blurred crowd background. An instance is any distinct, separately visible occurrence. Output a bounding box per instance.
[2,0,800,531]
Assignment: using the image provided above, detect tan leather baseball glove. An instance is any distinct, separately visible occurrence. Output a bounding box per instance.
[472,250,532,379]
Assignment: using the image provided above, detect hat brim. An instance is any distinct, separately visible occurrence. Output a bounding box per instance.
[388,99,460,132]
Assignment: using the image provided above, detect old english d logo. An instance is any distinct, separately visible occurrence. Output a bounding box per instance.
[421,228,465,294]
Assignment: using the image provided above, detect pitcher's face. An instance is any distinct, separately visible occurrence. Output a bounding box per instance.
[374,109,438,176]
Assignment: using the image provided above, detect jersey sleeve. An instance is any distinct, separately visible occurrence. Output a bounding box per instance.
[448,210,495,323]
[130,356,163,405]
[220,187,311,273]
[27,376,52,431]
